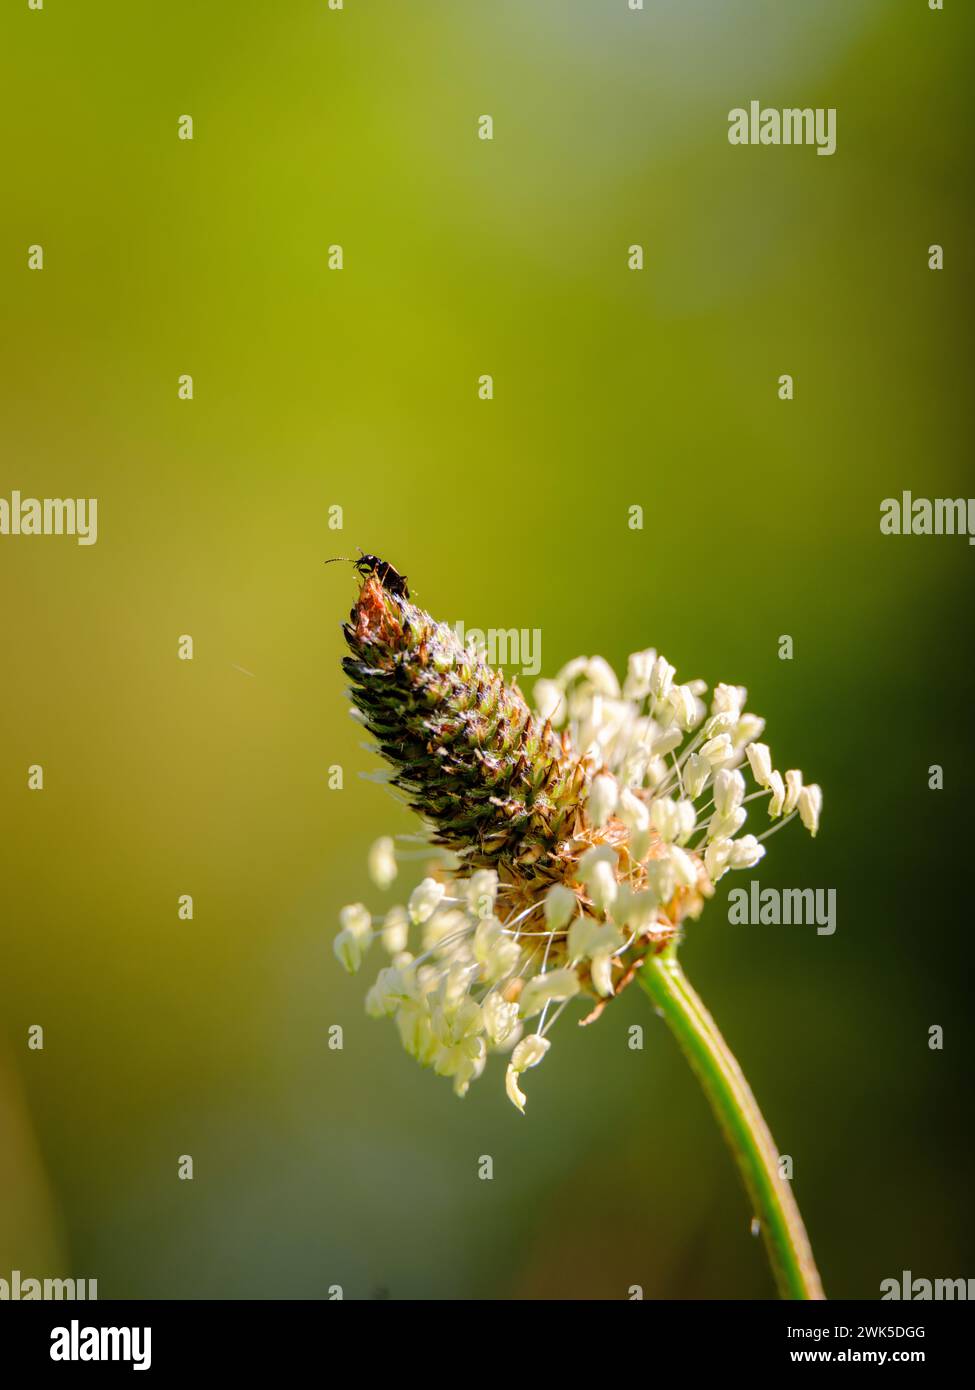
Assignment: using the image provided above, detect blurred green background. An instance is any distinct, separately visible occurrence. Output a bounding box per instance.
[2,0,973,1299]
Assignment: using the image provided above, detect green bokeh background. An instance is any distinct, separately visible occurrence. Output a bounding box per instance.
[2,0,972,1299]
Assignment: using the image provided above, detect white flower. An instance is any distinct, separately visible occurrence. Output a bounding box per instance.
[341,633,822,1111]
[669,683,698,730]
[544,883,578,932]
[366,966,410,1018]
[589,861,618,912]
[408,877,446,924]
[368,836,398,889]
[675,799,696,843]
[519,968,581,1018]
[340,903,372,935]
[617,890,659,932]
[588,773,619,828]
[396,999,437,1063]
[623,649,657,699]
[431,993,486,1095]
[713,768,745,817]
[584,656,620,698]
[745,742,773,788]
[669,845,699,890]
[381,904,409,954]
[464,869,498,920]
[533,678,565,726]
[334,929,366,974]
[651,796,692,843]
[565,921,623,997]
[590,950,617,998]
[482,990,520,1046]
[628,826,653,862]
[334,903,374,973]
[650,655,676,699]
[429,962,479,1019]
[712,683,746,717]
[473,917,522,984]
[703,711,737,739]
[430,993,483,1047]
[567,915,605,960]
[556,656,589,684]
[650,728,683,759]
[684,752,710,800]
[709,807,747,840]
[578,844,619,912]
[705,838,733,882]
[421,907,467,953]
[700,734,734,768]
[449,1044,487,1097]
[618,787,650,832]
[645,858,677,903]
[728,835,766,869]
[734,713,766,747]
[505,1034,551,1113]
[798,783,822,837]
[767,770,785,818]
[784,769,803,815]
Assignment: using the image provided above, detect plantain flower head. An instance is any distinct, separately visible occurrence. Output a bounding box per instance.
[333,569,821,1110]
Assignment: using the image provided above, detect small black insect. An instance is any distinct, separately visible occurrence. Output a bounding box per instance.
[325,548,410,599]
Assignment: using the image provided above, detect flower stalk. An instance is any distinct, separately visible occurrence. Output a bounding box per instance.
[639,945,825,1299]
[332,562,826,1296]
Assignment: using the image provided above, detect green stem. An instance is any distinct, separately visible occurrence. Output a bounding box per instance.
[638,946,825,1300]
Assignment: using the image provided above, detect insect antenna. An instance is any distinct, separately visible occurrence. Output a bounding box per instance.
[326,545,369,567]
